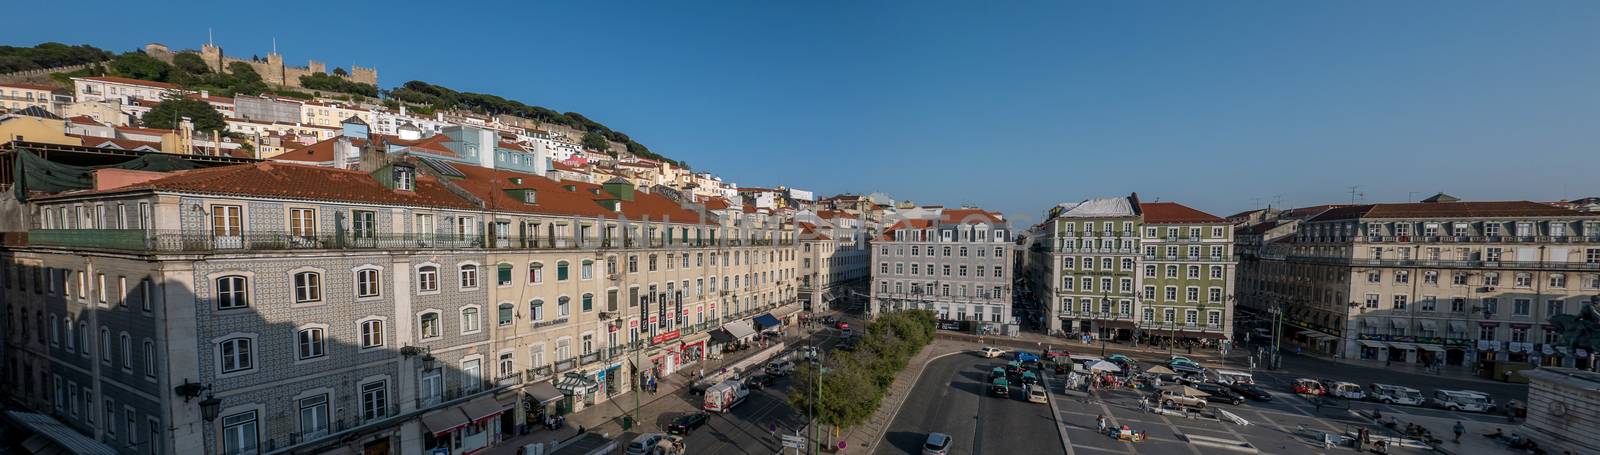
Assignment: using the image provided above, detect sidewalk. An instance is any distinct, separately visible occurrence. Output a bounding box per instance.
[484,326,816,454]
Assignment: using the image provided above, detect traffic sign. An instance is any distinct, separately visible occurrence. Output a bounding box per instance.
[781,435,807,448]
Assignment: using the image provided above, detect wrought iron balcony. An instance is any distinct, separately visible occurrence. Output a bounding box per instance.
[22,229,756,253]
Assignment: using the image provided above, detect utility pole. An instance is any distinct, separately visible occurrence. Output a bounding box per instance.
[1270,303,1282,370]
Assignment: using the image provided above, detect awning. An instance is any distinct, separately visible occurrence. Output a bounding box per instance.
[1417,344,1445,353]
[709,329,736,344]
[1387,342,1418,351]
[1390,319,1406,329]
[526,382,563,405]
[1448,321,1465,332]
[1359,319,1373,328]
[556,372,599,395]
[3,411,118,455]
[753,314,782,330]
[723,320,758,340]
[771,303,803,320]
[1359,340,1387,349]
[1541,345,1555,356]
[420,408,469,436]
[1419,320,1437,331]
[460,395,509,423]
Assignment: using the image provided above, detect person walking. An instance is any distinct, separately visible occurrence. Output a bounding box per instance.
[1453,421,1465,442]
[1096,414,1107,433]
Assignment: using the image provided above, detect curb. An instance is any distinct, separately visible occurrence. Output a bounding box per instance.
[1040,369,1076,455]
[864,340,974,455]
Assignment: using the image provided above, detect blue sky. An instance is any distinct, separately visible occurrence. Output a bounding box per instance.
[10,1,1599,226]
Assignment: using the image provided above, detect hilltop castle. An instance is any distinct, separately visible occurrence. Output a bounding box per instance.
[143,41,377,90]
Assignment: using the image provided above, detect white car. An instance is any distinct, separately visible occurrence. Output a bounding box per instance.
[978,346,1006,358]
[1027,385,1049,404]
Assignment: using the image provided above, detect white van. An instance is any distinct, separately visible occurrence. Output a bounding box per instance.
[1433,389,1494,412]
[1213,369,1254,385]
[1326,381,1365,400]
[1368,383,1425,406]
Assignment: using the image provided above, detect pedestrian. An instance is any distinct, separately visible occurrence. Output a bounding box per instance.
[1096,414,1107,433]
[1453,421,1465,442]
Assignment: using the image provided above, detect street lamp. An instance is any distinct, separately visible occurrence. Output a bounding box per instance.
[199,394,222,422]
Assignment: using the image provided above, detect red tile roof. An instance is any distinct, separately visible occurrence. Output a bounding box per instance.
[1308,201,1584,221]
[1139,202,1225,224]
[77,76,180,90]
[53,161,477,209]
[702,197,733,211]
[74,136,162,151]
[448,163,716,224]
[67,115,104,126]
[940,208,1003,225]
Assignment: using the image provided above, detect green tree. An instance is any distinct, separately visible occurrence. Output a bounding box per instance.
[141,99,226,134]
[787,310,935,433]
[333,67,348,76]
[581,131,611,153]
[172,52,210,75]
[109,52,171,82]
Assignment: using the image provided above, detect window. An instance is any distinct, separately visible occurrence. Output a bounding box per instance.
[1144,265,1156,277]
[498,303,514,326]
[582,293,594,312]
[297,327,326,360]
[1513,298,1531,316]
[1395,271,1409,284]
[215,275,248,310]
[351,210,376,239]
[414,265,439,293]
[219,337,254,373]
[557,261,570,281]
[461,307,481,333]
[221,410,258,455]
[1550,274,1567,288]
[497,263,513,286]
[1547,299,1565,317]
[459,264,479,289]
[558,297,571,317]
[1483,273,1499,286]
[529,262,544,284]
[359,319,384,348]
[418,312,441,339]
[298,394,329,439]
[531,299,545,321]
[100,327,111,363]
[360,381,388,420]
[581,260,594,279]
[1514,273,1532,288]
[293,271,322,303]
[1365,294,1380,309]
[1393,295,1408,310]
[289,208,316,237]
[143,340,156,377]
[356,268,381,298]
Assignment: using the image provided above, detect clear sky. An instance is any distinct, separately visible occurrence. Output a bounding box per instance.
[10,1,1599,226]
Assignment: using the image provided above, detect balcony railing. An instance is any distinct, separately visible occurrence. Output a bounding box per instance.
[496,371,524,387]
[1261,254,1600,272]
[24,229,771,253]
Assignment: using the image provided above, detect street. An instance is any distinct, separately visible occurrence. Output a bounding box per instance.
[874,353,1060,455]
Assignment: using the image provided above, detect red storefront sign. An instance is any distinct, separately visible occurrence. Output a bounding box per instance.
[629,319,639,328]
[652,330,681,344]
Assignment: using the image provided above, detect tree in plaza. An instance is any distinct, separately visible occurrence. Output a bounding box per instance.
[141,98,226,134]
[788,310,936,431]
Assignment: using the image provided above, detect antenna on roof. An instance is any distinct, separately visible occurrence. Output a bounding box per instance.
[1347,186,1363,204]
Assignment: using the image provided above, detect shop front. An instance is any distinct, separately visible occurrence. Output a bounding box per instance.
[754,313,783,335]
[1417,344,1445,366]
[556,372,600,414]
[1476,338,1502,362]
[419,395,509,455]
[771,303,804,327]
[1358,339,1386,360]
[523,381,563,430]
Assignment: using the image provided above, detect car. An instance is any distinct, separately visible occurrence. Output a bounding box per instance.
[744,374,776,389]
[1020,371,1039,387]
[765,360,796,376]
[1292,378,1326,396]
[841,328,853,337]
[1368,383,1425,406]
[989,367,1007,382]
[979,346,1005,358]
[1026,385,1049,404]
[797,345,820,361]
[989,378,1011,397]
[1169,362,1205,375]
[625,433,671,455]
[1191,383,1245,405]
[666,412,710,435]
[836,321,850,330]
[1230,382,1273,402]
[922,432,952,455]
[1152,389,1208,409]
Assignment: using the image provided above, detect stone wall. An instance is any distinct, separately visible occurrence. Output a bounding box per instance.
[1520,367,1600,454]
[143,42,378,90]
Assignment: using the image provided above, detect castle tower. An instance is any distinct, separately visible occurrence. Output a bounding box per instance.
[200,43,224,72]
[264,52,286,86]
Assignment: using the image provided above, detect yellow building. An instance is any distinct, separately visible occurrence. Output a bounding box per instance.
[0,114,74,146]
[0,82,58,113]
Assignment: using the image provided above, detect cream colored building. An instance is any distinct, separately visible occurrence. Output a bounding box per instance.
[1240,196,1600,370]
[0,82,58,113]
[798,211,872,311]
[301,100,375,128]
[72,76,181,103]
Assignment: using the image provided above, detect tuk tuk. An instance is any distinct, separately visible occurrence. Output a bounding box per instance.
[1107,354,1137,369]
[1006,361,1026,379]
[990,367,1007,382]
[990,378,1011,397]
[1021,371,1039,387]
[1292,378,1327,396]
[1325,381,1365,400]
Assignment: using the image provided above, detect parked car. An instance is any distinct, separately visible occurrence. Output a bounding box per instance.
[1230,382,1273,402]
[836,321,850,330]
[666,412,709,435]
[989,378,1011,397]
[1153,388,1208,409]
[765,360,796,376]
[978,346,1006,358]
[1026,385,1049,404]
[1020,371,1039,387]
[799,345,819,361]
[922,433,952,455]
[626,433,671,455]
[989,367,1007,382]
[1292,378,1326,396]
[1192,383,1244,405]
[1433,389,1495,412]
[1369,383,1425,406]
[745,374,777,389]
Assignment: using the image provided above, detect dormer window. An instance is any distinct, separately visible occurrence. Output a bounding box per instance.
[510,177,523,185]
[393,166,415,191]
[522,190,537,204]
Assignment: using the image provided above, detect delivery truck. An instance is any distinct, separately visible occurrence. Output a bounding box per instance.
[702,380,750,413]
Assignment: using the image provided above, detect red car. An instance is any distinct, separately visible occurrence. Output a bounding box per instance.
[1292,378,1326,396]
[836,321,850,330]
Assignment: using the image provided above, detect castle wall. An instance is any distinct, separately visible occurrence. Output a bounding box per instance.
[140,42,377,90]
